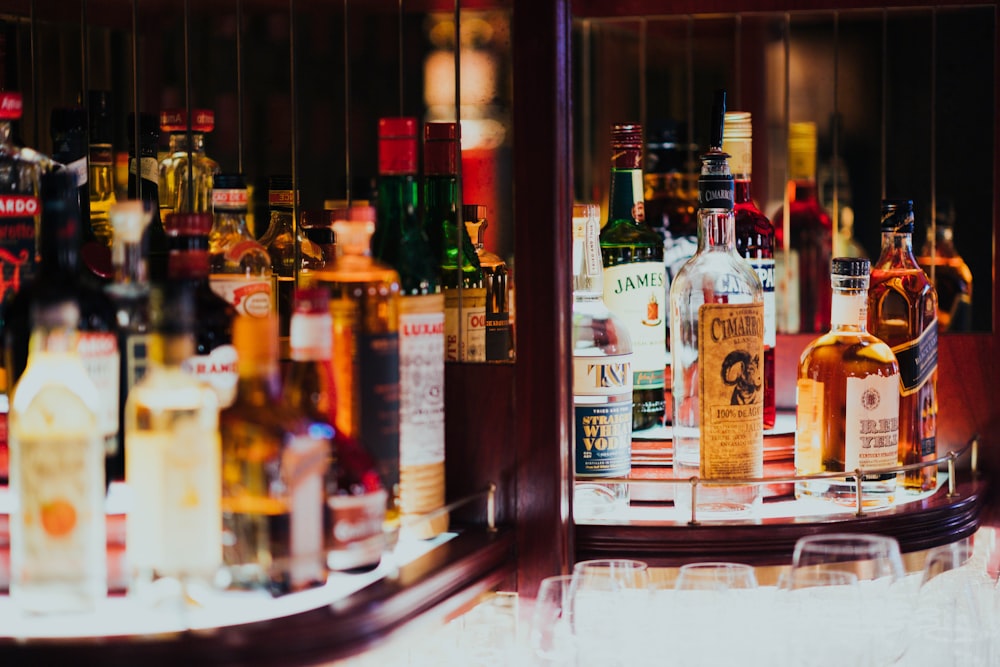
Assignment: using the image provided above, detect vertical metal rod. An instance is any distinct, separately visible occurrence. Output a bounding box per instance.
[854,470,863,517]
[236,0,245,174]
[343,0,352,205]
[685,16,694,183]
[947,454,956,497]
[131,0,142,201]
[880,9,887,200]
[581,20,591,202]
[734,14,742,108]
[638,18,646,132]
[184,0,194,213]
[397,0,405,116]
[290,0,300,277]
[29,0,38,148]
[781,13,791,311]
[454,0,463,293]
[688,478,699,526]
[929,9,937,285]
[81,0,89,105]
[832,12,840,249]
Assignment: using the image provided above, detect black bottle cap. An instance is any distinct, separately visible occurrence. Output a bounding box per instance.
[214,173,247,190]
[50,106,87,135]
[268,174,294,191]
[880,198,914,233]
[710,89,726,151]
[832,256,870,277]
[88,90,113,141]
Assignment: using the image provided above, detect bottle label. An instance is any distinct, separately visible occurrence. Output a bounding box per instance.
[890,321,938,395]
[774,249,800,334]
[845,373,900,476]
[697,175,735,210]
[77,331,120,447]
[444,287,487,362]
[794,378,825,475]
[573,353,633,478]
[129,156,159,184]
[290,311,333,360]
[359,331,401,486]
[697,302,764,479]
[268,190,296,207]
[210,273,274,318]
[183,344,239,408]
[284,434,328,588]
[0,203,36,317]
[748,258,776,348]
[603,262,666,389]
[484,269,512,362]
[399,296,445,467]
[327,489,387,572]
[831,291,868,329]
[63,157,89,188]
[212,188,248,210]
[89,143,113,166]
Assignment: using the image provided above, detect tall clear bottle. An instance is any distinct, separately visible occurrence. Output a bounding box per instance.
[670,91,765,515]
[88,90,116,249]
[572,203,633,517]
[796,257,900,506]
[127,112,168,286]
[916,201,972,333]
[464,204,514,362]
[600,123,667,431]
[868,199,938,492]
[158,108,220,217]
[722,111,776,430]
[9,300,106,613]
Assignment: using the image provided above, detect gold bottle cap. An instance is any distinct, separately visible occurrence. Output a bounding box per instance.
[788,121,818,181]
[722,111,753,176]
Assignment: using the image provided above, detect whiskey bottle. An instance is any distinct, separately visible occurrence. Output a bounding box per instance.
[722,111,776,430]
[670,91,765,515]
[868,199,938,492]
[916,200,972,333]
[464,204,514,362]
[572,203,633,517]
[9,300,106,613]
[87,90,116,249]
[601,122,667,431]
[796,257,900,506]
[127,112,169,286]
[158,108,220,216]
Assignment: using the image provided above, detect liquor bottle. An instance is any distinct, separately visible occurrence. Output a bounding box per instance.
[88,90,116,249]
[464,204,514,362]
[209,173,275,319]
[773,121,833,334]
[127,112,169,286]
[868,199,938,493]
[9,299,106,613]
[572,203,633,517]
[670,91,765,515]
[722,111,776,430]
[2,170,121,484]
[796,257,900,506]
[162,212,238,408]
[125,284,222,601]
[301,208,336,268]
[371,117,447,539]
[600,122,667,431]
[258,175,324,352]
[284,287,387,571]
[221,314,328,595]
[423,121,486,362]
[158,108,220,216]
[312,214,402,530]
[917,200,972,333]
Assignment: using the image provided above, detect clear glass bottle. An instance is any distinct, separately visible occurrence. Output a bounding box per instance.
[868,199,938,493]
[572,203,633,517]
[88,90,116,250]
[917,200,972,333]
[600,122,667,431]
[670,91,765,515]
[464,204,514,363]
[301,208,336,268]
[796,257,900,506]
[9,300,106,613]
[209,173,275,319]
[128,112,169,286]
[158,108,220,217]
[722,111,776,430]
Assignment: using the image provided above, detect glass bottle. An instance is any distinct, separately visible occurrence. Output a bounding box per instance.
[868,199,938,493]
[9,299,106,613]
[128,112,169,286]
[600,122,667,431]
[722,111,776,430]
[917,200,972,333]
[157,108,220,217]
[88,90,116,249]
[572,203,633,517]
[464,203,514,362]
[284,286,387,571]
[796,257,900,506]
[220,314,329,595]
[773,121,833,334]
[670,91,765,515]
[125,284,222,602]
[312,214,402,531]
[372,117,447,539]
[301,208,336,268]
[209,173,275,319]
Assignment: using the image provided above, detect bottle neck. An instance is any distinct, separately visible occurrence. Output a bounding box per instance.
[168,132,206,154]
[289,311,333,362]
[879,229,915,258]
[168,234,211,280]
[214,208,252,237]
[830,287,869,333]
[114,238,148,286]
[149,333,196,367]
[0,121,11,145]
[734,179,754,205]
[607,167,644,224]
[39,205,82,273]
[30,326,78,357]
[698,209,736,251]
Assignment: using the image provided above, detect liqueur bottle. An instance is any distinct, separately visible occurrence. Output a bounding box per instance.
[917,201,972,333]
[284,287,387,571]
[125,284,222,601]
[209,173,275,319]
[773,121,833,334]
[371,117,447,539]
[127,112,169,285]
[464,204,514,362]
[423,121,486,362]
[796,257,900,505]
[600,122,667,431]
[87,90,116,249]
[157,108,220,216]
[221,314,329,595]
[9,300,106,613]
[868,199,938,492]
[670,91,765,515]
[572,203,633,516]
[722,111,776,430]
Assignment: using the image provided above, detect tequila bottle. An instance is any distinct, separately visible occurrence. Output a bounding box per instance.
[917,201,972,333]
[158,108,220,216]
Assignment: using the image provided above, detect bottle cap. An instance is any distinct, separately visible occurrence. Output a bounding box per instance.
[0,91,22,121]
[293,286,330,315]
[610,123,642,149]
[127,112,160,149]
[88,90,113,141]
[109,200,152,243]
[160,108,215,133]
[50,106,87,135]
[330,204,376,224]
[832,256,871,290]
[379,117,418,175]
[268,174,294,191]
[788,121,817,181]
[709,89,727,151]
[722,111,752,176]
[164,211,213,237]
[462,204,486,222]
[213,173,246,190]
[31,299,81,330]
[424,121,459,175]
[880,198,914,233]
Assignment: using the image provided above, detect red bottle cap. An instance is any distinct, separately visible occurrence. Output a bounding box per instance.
[164,212,213,236]
[378,117,418,175]
[424,121,460,176]
[293,286,330,315]
[160,108,215,133]
[329,204,376,223]
[0,92,23,120]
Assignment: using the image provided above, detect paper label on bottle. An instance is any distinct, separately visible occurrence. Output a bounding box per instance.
[845,373,900,477]
[573,353,633,477]
[399,297,445,466]
[697,302,764,479]
[359,331,400,486]
[125,332,151,391]
[890,321,938,395]
[284,434,328,587]
[603,261,666,388]
[210,274,273,318]
[327,489,386,572]
[183,344,239,408]
[748,258,776,348]
[77,331,120,445]
[444,287,487,362]
[774,249,800,334]
[62,157,88,188]
[89,144,113,166]
[831,292,868,330]
[794,378,824,474]
[129,156,159,184]
[0,197,38,314]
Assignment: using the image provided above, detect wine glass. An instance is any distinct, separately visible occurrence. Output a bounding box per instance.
[569,559,649,667]
[672,562,760,666]
[527,574,577,666]
[774,569,866,666]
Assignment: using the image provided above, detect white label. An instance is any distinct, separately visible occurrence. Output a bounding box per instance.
[290,312,332,360]
[210,274,274,318]
[399,301,445,466]
[444,287,486,362]
[602,261,666,389]
[775,249,800,334]
[77,331,120,442]
[831,292,868,330]
[845,373,900,471]
[183,344,239,408]
[327,489,386,572]
[64,157,89,188]
[284,434,328,587]
[748,258,776,348]
[129,156,159,184]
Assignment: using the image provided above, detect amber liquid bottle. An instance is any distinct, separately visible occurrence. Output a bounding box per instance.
[916,202,973,333]
[868,199,938,493]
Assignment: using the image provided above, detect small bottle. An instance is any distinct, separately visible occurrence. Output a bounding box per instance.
[158,108,220,216]
[128,112,169,286]
[796,257,900,506]
[125,284,222,602]
[464,204,514,362]
[670,90,765,515]
[917,200,972,333]
[209,173,275,319]
[868,199,938,493]
[722,111,776,430]
[284,287,386,571]
[301,208,336,268]
[600,122,667,431]
[9,300,106,613]
[88,90,117,249]
[572,203,633,517]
